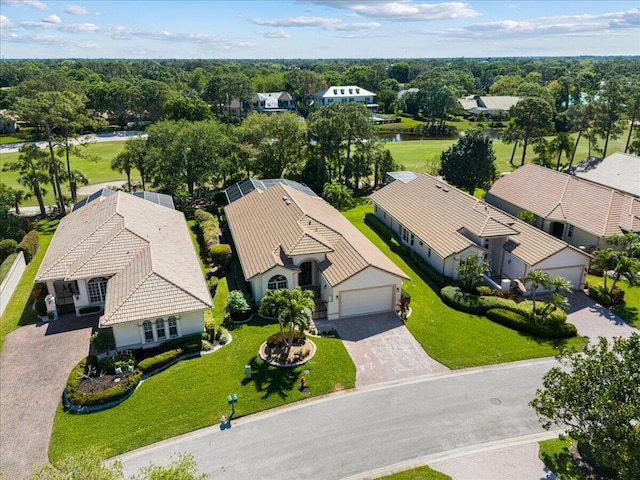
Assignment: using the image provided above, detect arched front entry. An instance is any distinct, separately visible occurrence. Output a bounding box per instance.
[298,260,316,288]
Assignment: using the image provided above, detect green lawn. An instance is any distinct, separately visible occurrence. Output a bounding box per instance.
[378,465,452,480]
[0,218,59,352]
[587,274,639,327]
[343,203,586,369]
[539,437,583,480]
[0,141,128,207]
[50,315,355,462]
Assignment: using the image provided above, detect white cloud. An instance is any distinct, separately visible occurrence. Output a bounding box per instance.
[0,15,14,28]
[251,15,379,31]
[305,1,481,21]
[42,14,61,24]
[258,29,291,38]
[0,0,47,10]
[65,4,89,15]
[21,19,102,32]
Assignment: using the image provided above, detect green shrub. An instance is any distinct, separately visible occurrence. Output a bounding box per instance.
[138,348,182,374]
[210,243,232,269]
[226,290,251,318]
[90,330,115,353]
[408,250,451,288]
[161,333,202,351]
[400,288,411,305]
[486,308,577,338]
[203,229,220,249]
[609,286,625,304]
[440,285,514,314]
[17,230,39,263]
[0,238,18,263]
[364,212,394,242]
[180,337,202,354]
[207,275,219,296]
[194,208,215,223]
[35,297,47,316]
[98,354,135,374]
[31,282,48,301]
[0,253,19,283]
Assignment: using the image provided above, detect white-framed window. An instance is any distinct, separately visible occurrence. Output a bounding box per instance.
[268,275,287,290]
[168,316,178,337]
[410,233,415,246]
[156,319,165,339]
[87,277,108,303]
[143,320,154,343]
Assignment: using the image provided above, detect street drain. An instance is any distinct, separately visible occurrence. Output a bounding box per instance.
[490,397,502,405]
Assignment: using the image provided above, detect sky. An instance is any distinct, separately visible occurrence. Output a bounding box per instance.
[1,0,639,59]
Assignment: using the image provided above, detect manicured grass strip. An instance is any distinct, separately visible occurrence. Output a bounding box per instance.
[343,203,586,369]
[50,315,355,462]
[0,141,127,207]
[539,437,583,480]
[0,219,59,352]
[378,465,452,480]
[587,274,639,327]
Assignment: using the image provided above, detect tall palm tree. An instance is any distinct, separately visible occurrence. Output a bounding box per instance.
[592,250,619,292]
[609,255,640,294]
[3,144,49,217]
[523,270,551,315]
[111,151,134,192]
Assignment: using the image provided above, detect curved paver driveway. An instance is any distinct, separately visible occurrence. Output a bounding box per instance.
[567,291,637,342]
[0,315,96,480]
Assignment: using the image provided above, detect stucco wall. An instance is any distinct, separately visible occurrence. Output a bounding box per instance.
[112,310,205,350]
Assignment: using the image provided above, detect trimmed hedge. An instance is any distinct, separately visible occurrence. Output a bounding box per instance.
[441,286,575,338]
[210,243,232,269]
[17,230,39,263]
[0,238,18,263]
[0,253,19,283]
[195,208,220,249]
[588,285,625,307]
[137,348,182,374]
[486,308,577,338]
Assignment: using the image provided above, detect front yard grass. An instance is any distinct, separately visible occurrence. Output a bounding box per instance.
[343,203,586,369]
[539,437,582,480]
[0,218,59,352]
[587,274,639,327]
[378,465,452,479]
[50,313,355,462]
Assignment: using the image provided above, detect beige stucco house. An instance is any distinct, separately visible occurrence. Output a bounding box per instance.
[486,163,640,252]
[35,192,212,350]
[224,180,409,320]
[370,173,591,292]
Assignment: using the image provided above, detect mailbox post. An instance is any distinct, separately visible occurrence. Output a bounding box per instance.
[226,393,238,418]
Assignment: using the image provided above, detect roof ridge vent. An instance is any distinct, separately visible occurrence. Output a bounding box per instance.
[442,187,449,192]
[435,184,442,189]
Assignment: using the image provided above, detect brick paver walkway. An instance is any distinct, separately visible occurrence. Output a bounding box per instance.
[316,312,449,388]
[0,315,96,479]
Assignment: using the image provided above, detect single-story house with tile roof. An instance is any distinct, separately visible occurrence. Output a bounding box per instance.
[224,180,409,320]
[35,192,212,350]
[569,152,640,197]
[370,173,591,292]
[485,163,640,252]
[458,95,520,117]
[312,85,377,110]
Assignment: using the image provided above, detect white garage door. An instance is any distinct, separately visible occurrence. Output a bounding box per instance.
[543,266,584,290]
[339,286,394,318]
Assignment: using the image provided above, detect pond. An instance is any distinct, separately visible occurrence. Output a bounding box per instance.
[377,128,503,142]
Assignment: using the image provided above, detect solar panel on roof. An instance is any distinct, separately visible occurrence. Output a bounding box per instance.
[224,177,319,204]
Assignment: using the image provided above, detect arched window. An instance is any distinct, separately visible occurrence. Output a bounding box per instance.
[168,316,178,337]
[143,320,154,343]
[156,318,165,339]
[267,275,287,290]
[87,277,108,303]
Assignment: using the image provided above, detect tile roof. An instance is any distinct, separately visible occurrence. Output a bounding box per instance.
[370,174,588,266]
[224,183,408,287]
[36,192,211,326]
[313,85,376,99]
[487,163,640,237]
[570,152,640,197]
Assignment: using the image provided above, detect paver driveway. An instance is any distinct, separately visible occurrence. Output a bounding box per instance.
[0,314,96,480]
[566,291,637,342]
[316,312,449,388]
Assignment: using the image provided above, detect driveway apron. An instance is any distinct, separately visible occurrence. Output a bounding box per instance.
[0,314,96,480]
[566,291,638,342]
[316,312,449,388]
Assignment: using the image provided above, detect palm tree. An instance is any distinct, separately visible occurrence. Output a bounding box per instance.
[523,270,552,315]
[592,250,619,292]
[609,254,640,294]
[551,132,575,171]
[111,151,134,192]
[3,144,49,217]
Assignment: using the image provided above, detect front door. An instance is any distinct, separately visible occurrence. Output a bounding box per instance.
[299,262,313,287]
[550,222,564,239]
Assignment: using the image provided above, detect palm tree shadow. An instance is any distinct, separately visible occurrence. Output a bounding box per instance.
[242,356,300,400]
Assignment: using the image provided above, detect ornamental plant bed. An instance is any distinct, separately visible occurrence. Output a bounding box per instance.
[79,371,132,394]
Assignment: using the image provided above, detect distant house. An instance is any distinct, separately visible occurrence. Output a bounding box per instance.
[226,92,295,117]
[458,95,520,117]
[312,85,377,111]
[371,173,591,292]
[569,152,640,197]
[485,163,640,252]
[35,192,212,350]
[224,179,409,320]
[0,110,17,134]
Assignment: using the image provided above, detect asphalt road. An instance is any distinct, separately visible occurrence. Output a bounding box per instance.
[117,358,557,479]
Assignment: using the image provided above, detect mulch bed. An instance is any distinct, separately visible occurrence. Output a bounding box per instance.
[78,372,132,394]
[260,339,316,367]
